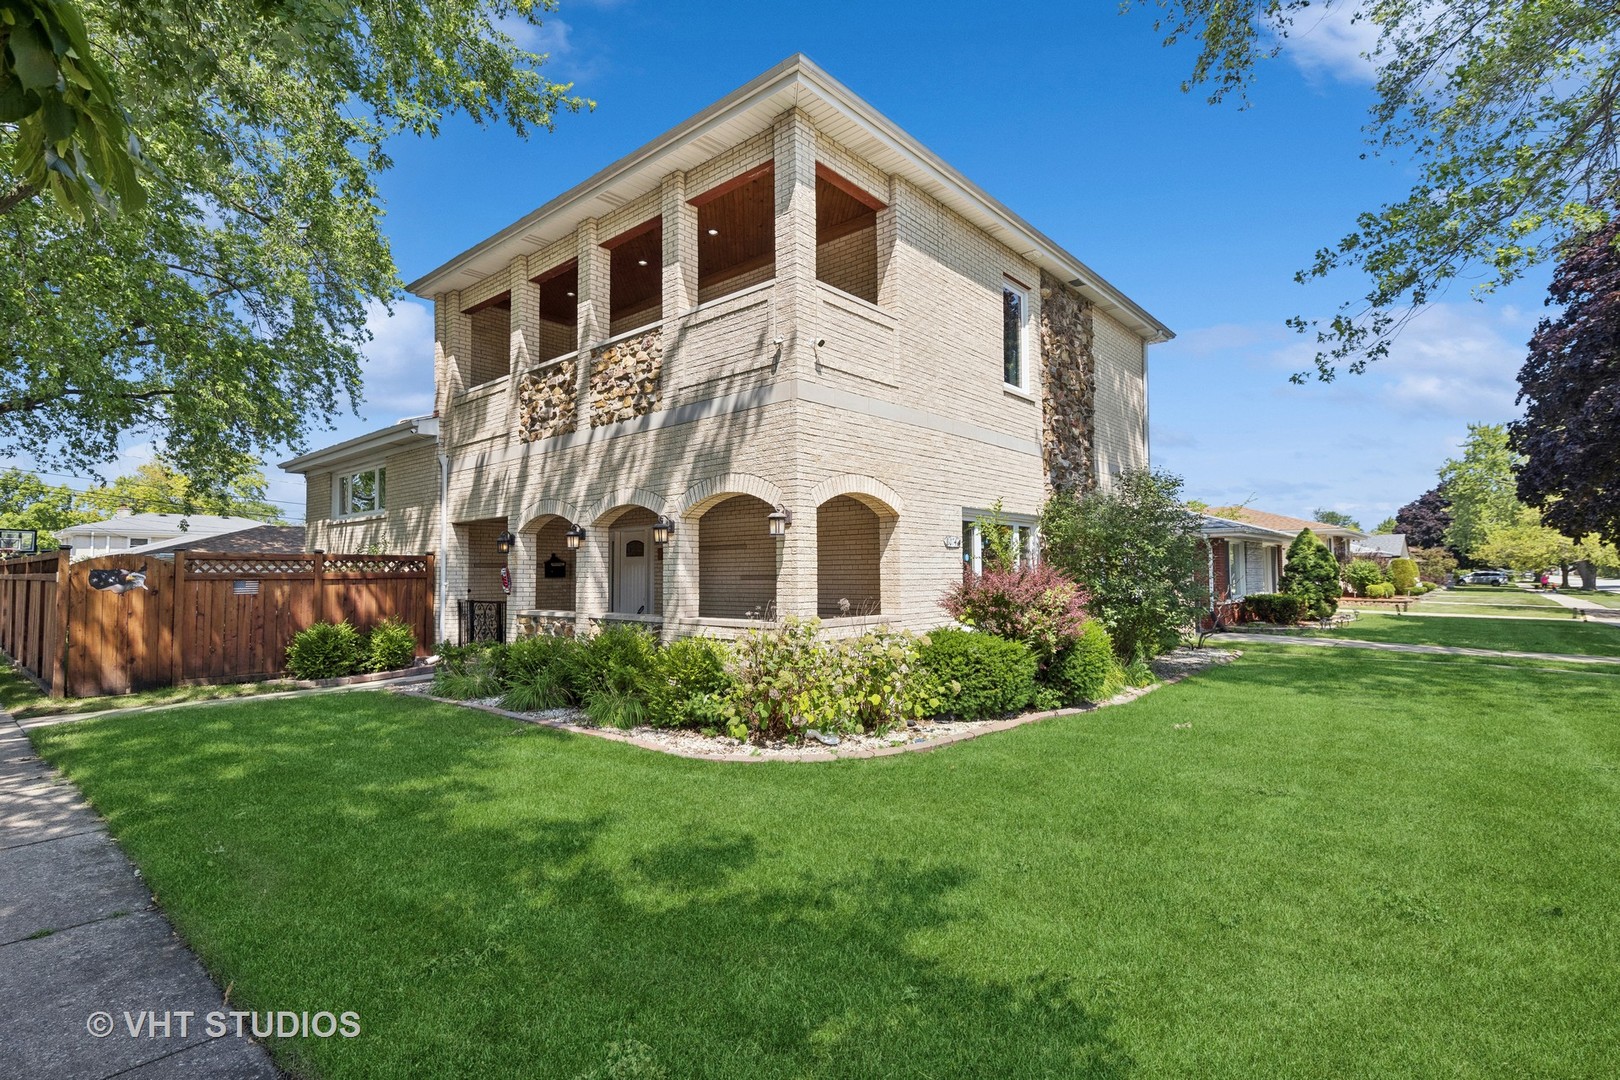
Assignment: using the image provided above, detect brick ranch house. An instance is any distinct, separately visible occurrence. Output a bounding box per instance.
[283,55,1172,643]
[1199,507,1368,620]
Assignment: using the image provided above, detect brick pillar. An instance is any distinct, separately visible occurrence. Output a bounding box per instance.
[661,520,696,638]
[662,171,697,319]
[437,290,470,423]
[508,517,538,638]
[576,218,607,424]
[574,527,611,636]
[773,108,817,382]
[875,175,901,309]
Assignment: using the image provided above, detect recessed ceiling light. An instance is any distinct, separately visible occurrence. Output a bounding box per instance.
[637,259,648,266]
[565,291,576,297]
[707,228,719,236]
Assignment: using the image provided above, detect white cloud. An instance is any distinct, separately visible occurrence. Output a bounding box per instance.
[495,14,572,56]
[1277,1,1381,85]
[358,299,436,421]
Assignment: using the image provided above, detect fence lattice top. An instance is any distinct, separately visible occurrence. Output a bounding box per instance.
[180,553,430,577]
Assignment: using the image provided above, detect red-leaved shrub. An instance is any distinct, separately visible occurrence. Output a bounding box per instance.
[941,565,1089,666]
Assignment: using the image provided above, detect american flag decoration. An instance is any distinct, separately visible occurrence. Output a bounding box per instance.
[88,567,148,593]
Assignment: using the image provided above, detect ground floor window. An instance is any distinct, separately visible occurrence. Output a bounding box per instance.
[961,510,1037,576]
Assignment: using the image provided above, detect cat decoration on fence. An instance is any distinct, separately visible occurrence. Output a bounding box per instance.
[88,567,148,594]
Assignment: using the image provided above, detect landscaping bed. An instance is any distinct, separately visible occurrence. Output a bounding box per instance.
[400,646,1238,761]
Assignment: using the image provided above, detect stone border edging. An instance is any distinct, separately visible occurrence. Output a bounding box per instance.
[417,650,1242,763]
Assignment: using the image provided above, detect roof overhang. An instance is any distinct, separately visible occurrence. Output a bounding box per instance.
[406,54,1173,344]
[1199,514,1293,542]
[280,416,439,475]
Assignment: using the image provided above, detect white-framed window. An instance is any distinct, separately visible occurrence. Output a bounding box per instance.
[334,465,386,518]
[1002,279,1030,390]
[961,510,1039,576]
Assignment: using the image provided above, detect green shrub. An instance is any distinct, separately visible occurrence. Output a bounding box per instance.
[561,625,658,729]
[1045,621,1120,705]
[1279,529,1341,616]
[286,621,363,679]
[1390,557,1420,595]
[497,634,579,712]
[940,564,1088,668]
[431,640,502,700]
[724,618,936,742]
[916,628,1036,720]
[362,617,417,673]
[1123,658,1156,688]
[1242,593,1305,624]
[1343,558,1387,596]
[1366,582,1396,598]
[646,638,733,729]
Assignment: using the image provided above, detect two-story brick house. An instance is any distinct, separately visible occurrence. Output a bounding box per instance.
[283,55,1172,642]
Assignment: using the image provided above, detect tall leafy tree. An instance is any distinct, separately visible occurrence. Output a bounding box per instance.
[1372,516,1398,534]
[1312,508,1361,530]
[79,461,285,522]
[1438,424,1522,559]
[1511,217,1620,552]
[1039,470,1206,660]
[1137,1,1620,379]
[1394,486,1451,550]
[1475,507,1618,583]
[1,1,586,490]
[0,466,96,547]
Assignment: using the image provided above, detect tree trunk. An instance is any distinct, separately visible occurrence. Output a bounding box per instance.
[1575,560,1598,591]
[1559,563,1572,588]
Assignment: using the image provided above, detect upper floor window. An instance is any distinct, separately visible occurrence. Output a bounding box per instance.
[463,291,512,387]
[602,218,663,336]
[693,163,776,305]
[1003,280,1029,390]
[816,164,885,304]
[335,466,386,518]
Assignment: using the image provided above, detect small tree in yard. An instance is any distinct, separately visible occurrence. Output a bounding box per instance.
[1389,558,1419,596]
[1279,529,1341,618]
[1412,546,1458,585]
[1343,558,1386,597]
[1039,469,1205,660]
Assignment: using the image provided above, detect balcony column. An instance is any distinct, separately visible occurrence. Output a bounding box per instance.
[573,219,611,636]
[772,108,818,382]
[772,108,819,618]
[662,171,697,319]
[436,290,470,423]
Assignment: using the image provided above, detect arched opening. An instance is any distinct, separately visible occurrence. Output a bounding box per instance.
[598,504,663,616]
[525,515,576,612]
[696,494,777,619]
[816,495,886,617]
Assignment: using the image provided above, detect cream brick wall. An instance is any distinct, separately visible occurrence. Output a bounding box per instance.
[697,495,777,618]
[816,495,882,616]
[302,109,1153,640]
[304,441,439,556]
[1091,307,1149,488]
[468,305,511,387]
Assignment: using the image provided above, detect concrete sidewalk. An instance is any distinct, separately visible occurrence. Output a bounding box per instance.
[0,710,280,1080]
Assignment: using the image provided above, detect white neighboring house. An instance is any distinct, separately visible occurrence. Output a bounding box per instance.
[56,509,276,561]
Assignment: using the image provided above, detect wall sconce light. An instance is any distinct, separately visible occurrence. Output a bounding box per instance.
[652,516,674,545]
[565,523,586,550]
[767,505,792,538]
[495,530,515,555]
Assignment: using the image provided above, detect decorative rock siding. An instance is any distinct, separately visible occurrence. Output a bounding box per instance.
[1038,270,1096,494]
[590,329,663,427]
[517,357,578,442]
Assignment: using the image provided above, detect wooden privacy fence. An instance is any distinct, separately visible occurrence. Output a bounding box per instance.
[0,551,70,694]
[0,551,435,698]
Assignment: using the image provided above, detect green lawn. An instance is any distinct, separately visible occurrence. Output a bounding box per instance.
[28,648,1620,1079]
[1416,587,1562,609]
[1318,613,1620,656]
[0,668,312,719]
[1569,591,1620,609]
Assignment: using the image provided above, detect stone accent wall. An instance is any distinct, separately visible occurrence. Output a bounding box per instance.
[1038,269,1096,494]
[590,329,663,427]
[517,357,579,442]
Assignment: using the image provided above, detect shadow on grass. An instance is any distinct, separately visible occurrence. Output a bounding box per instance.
[30,699,1134,1080]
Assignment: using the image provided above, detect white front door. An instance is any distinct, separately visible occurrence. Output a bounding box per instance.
[611,527,654,614]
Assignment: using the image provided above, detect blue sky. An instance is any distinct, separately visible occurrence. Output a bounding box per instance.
[41,1,1551,528]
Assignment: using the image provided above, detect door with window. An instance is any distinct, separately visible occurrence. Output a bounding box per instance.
[611,528,654,614]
